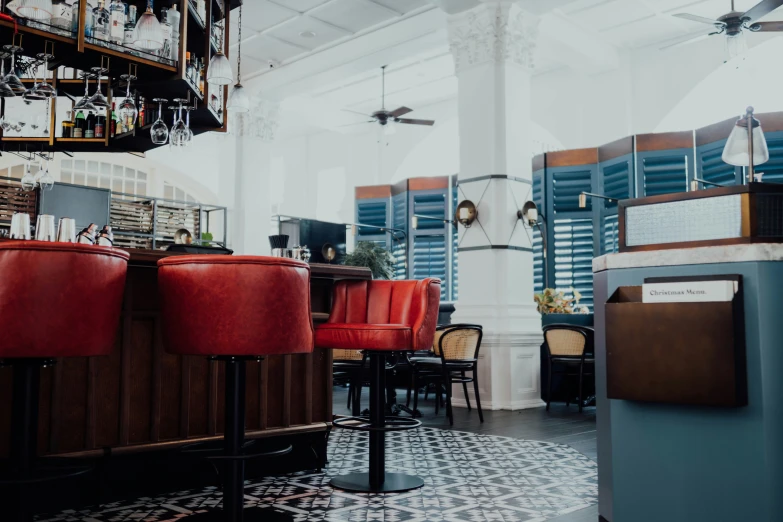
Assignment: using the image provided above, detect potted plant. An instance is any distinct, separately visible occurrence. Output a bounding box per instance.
[534,287,593,327]
[343,241,395,280]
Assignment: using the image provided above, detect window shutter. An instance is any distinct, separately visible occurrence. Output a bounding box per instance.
[553,169,592,212]
[637,152,689,196]
[598,154,633,254]
[758,131,783,182]
[392,192,408,279]
[698,141,740,186]
[357,199,388,236]
[532,168,545,294]
[412,235,447,300]
[553,218,594,309]
[412,193,446,229]
[451,185,459,300]
[603,214,620,254]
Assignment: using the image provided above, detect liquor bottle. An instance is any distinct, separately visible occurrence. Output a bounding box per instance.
[138,98,145,127]
[85,111,96,139]
[109,0,126,44]
[168,4,180,62]
[93,0,110,42]
[110,102,118,137]
[199,58,205,95]
[74,110,86,138]
[62,110,74,138]
[77,1,95,38]
[185,51,193,83]
[160,8,172,60]
[95,114,105,138]
[124,4,137,47]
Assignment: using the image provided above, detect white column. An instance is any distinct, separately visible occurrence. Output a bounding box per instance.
[448,1,544,410]
[229,97,280,255]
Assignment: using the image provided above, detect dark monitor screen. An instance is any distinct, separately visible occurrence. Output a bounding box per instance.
[38,182,111,231]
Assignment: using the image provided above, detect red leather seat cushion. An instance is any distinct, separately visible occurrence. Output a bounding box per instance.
[158,255,314,357]
[0,241,129,358]
[315,323,412,351]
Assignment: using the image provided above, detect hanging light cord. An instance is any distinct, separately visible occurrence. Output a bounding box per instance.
[236,5,242,84]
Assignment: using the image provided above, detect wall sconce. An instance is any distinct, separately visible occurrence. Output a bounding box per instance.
[516,201,549,288]
[690,177,728,191]
[579,192,616,208]
[455,200,478,228]
[517,201,539,227]
[722,106,769,184]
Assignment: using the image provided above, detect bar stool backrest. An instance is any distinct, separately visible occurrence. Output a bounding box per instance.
[333,349,364,361]
[435,324,483,362]
[544,326,587,357]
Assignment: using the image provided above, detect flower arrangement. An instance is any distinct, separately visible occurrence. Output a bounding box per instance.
[534,288,590,315]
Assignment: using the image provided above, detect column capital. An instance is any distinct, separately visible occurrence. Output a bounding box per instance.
[447,2,539,74]
[229,97,281,142]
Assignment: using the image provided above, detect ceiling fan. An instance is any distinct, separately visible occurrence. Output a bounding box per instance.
[665,0,783,51]
[343,65,435,132]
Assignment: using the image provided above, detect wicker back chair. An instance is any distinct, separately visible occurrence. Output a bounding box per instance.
[333,349,367,414]
[436,325,482,361]
[542,324,594,413]
[333,349,365,361]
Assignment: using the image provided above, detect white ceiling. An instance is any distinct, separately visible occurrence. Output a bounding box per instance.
[231,0,783,137]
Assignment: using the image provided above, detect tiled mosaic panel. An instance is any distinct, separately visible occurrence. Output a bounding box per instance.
[625,194,742,247]
[37,427,597,522]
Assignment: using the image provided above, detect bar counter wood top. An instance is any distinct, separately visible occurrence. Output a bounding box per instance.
[0,246,372,458]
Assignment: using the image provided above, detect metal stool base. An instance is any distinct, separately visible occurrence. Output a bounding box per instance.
[330,472,424,493]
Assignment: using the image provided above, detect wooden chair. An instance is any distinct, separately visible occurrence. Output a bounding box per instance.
[333,349,367,416]
[543,324,594,413]
[407,324,484,425]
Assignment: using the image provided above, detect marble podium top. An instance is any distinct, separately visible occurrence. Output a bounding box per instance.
[593,243,783,273]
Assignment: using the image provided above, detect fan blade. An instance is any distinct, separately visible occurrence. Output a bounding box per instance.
[396,118,435,126]
[673,13,726,26]
[659,30,719,50]
[749,20,783,30]
[742,0,783,22]
[388,106,413,118]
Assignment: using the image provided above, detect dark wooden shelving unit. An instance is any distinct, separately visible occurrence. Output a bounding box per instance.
[0,0,238,155]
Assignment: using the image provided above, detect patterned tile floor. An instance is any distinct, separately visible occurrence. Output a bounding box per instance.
[38,427,597,522]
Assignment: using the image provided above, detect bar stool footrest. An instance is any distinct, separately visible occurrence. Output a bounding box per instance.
[333,415,421,432]
[180,440,293,461]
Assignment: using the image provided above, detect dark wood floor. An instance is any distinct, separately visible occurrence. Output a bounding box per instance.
[333,384,598,522]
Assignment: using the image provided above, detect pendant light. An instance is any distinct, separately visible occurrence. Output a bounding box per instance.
[134,0,164,51]
[227,4,249,113]
[208,19,233,86]
[17,0,54,21]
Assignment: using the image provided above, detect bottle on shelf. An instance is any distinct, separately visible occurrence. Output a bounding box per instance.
[111,102,118,137]
[185,51,193,83]
[74,110,86,138]
[96,113,105,139]
[109,0,126,44]
[77,1,96,38]
[168,4,181,63]
[85,111,96,139]
[124,4,137,48]
[199,58,205,95]
[138,98,145,127]
[160,8,173,60]
[93,0,110,41]
[62,110,74,138]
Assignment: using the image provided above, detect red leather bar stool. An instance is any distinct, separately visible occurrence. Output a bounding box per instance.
[157,256,314,522]
[316,278,440,493]
[0,242,129,522]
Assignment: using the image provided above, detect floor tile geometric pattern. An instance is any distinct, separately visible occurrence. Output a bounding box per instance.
[37,427,597,522]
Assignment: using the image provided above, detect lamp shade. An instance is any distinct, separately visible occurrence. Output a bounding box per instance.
[17,0,54,21]
[207,52,233,86]
[134,6,164,51]
[227,83,250,113]
[722,117,770,167]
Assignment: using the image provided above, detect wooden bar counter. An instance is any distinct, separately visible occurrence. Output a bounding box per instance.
[0,248,371,458]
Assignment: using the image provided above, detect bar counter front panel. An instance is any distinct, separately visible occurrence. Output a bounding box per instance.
[0,250,371,458]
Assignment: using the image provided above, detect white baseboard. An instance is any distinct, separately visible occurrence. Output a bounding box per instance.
[450,397,546,411]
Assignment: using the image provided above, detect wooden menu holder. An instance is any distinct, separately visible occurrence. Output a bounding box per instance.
[605,275,747,407]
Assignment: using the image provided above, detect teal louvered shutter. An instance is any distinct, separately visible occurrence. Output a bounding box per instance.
[756,131,783,182]
[546,162,597,310]
[451,185,458,301]
[598,154,633,255]
[697,140,741,186]
[410,190,448,300]
[356,198,389,237]
[392,192,408,279]
[532,167,545,294]
[412,235,447,299]
[636,150,692,196]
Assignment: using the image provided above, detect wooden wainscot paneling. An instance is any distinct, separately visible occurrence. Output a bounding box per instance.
[636,131,693,152]
[408,176,450,191]
[598,136,634,162]
[546,147,599,168]
[355,185,392,200]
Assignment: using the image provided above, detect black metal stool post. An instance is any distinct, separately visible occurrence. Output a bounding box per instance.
[331,352,423,493]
